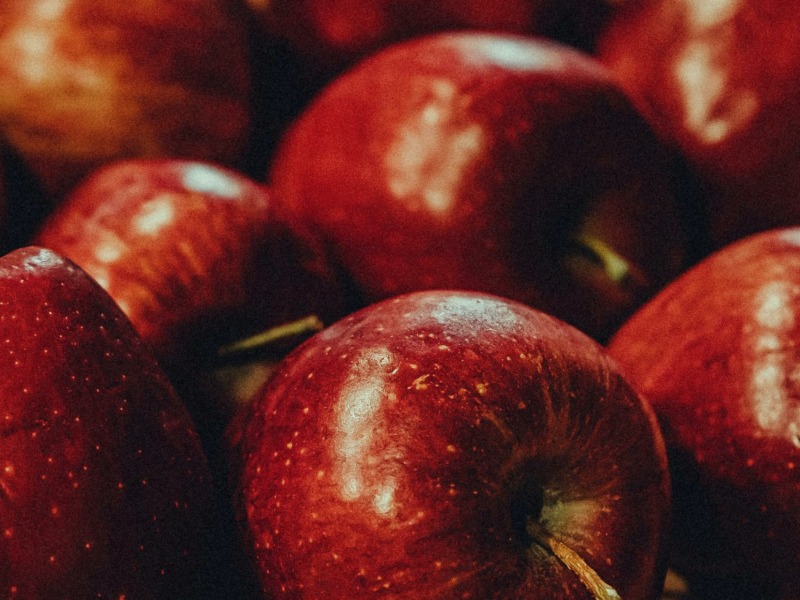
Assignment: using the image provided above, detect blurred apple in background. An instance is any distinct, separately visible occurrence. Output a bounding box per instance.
[608,228,800,599]
[0,246,213,598]
[597,0,800,248]
[34,159,347,429]
[0,0,253,202]
[242,0,610,80]
[232,290,671,599]
[269,32,701,343]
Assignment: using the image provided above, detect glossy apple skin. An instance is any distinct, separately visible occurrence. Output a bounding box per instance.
[269,32,694,342]
[35,159,346,372]
[232,290,671,599]
[608,229,800,598]
[597,1,800,248]
[0,0,252,201]
[0,246,213,598]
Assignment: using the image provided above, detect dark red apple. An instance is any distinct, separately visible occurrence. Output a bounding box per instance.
[597,1,800,247]
[0,246,213,597]
[607,228,800,598]
[244,0,610,79]
[232,290,671,599]
[0,0,252,201]
[269,32,697,342]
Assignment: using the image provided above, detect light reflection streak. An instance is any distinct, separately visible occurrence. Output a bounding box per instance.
[384,79,483,215]
[747,281,800,436]
[672,0,758,144]
[333,347,402,517]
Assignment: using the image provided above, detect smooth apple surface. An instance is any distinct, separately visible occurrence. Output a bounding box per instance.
[608,228,800,598]
[233,290,671,599]
[34,159,345,371]
[269,32,693,342]
[0,0,252,200]
[0,246,213,598]
[597,1,800,247]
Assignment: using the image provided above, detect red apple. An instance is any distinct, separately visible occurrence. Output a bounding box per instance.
[34,158,348,432]
[35,158,345,368]
[607,228,800,598]
[597,1,800,247]
[269,32,696,342]
[0,246,213,597]
[231,290,671,599]
[0,0,253,201]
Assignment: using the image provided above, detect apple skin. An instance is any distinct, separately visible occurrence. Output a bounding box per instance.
[0,246,213,598]
[607,228,800,598]
[232,290,671,599]
[34,158,346,373]
[0,0,252,201]
[596,1,800,248]
[269,32,695,342]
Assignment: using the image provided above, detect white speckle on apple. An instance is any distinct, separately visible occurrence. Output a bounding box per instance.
[372,477,397,516]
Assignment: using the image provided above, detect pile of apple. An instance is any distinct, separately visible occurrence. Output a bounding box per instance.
[0,1,798,599]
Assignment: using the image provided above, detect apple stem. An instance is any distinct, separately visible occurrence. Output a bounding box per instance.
[571,232,649,288]
[526,518,622,600]
[216,315,324,362]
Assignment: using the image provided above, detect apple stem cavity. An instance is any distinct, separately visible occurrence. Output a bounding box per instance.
[526,518,622,600]
[217,315,324,364]
[569,232,649,289]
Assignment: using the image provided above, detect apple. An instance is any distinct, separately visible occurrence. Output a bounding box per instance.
[35,158,345,369]
[0,246,213,597]
[33,158,349,435]
[231,290,671,599]
[596,1,800,248]
[269,31,698,343]
[0,0,253,201]
[243,0,610,81]
[607,228,800,598]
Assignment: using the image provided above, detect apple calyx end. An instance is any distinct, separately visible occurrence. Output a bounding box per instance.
[526,518,622,600]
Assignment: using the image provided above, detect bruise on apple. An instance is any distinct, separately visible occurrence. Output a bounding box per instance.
[0,247,213,598]
[233,290,671,599]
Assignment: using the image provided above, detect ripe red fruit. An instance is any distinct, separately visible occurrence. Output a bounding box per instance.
[608,228,800,598]
[0,246,213,598]
[232,290,671,599]
[269,32,693,342]
[597,1,800,247]
[35,159,345,373]
[0,0,252,200]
